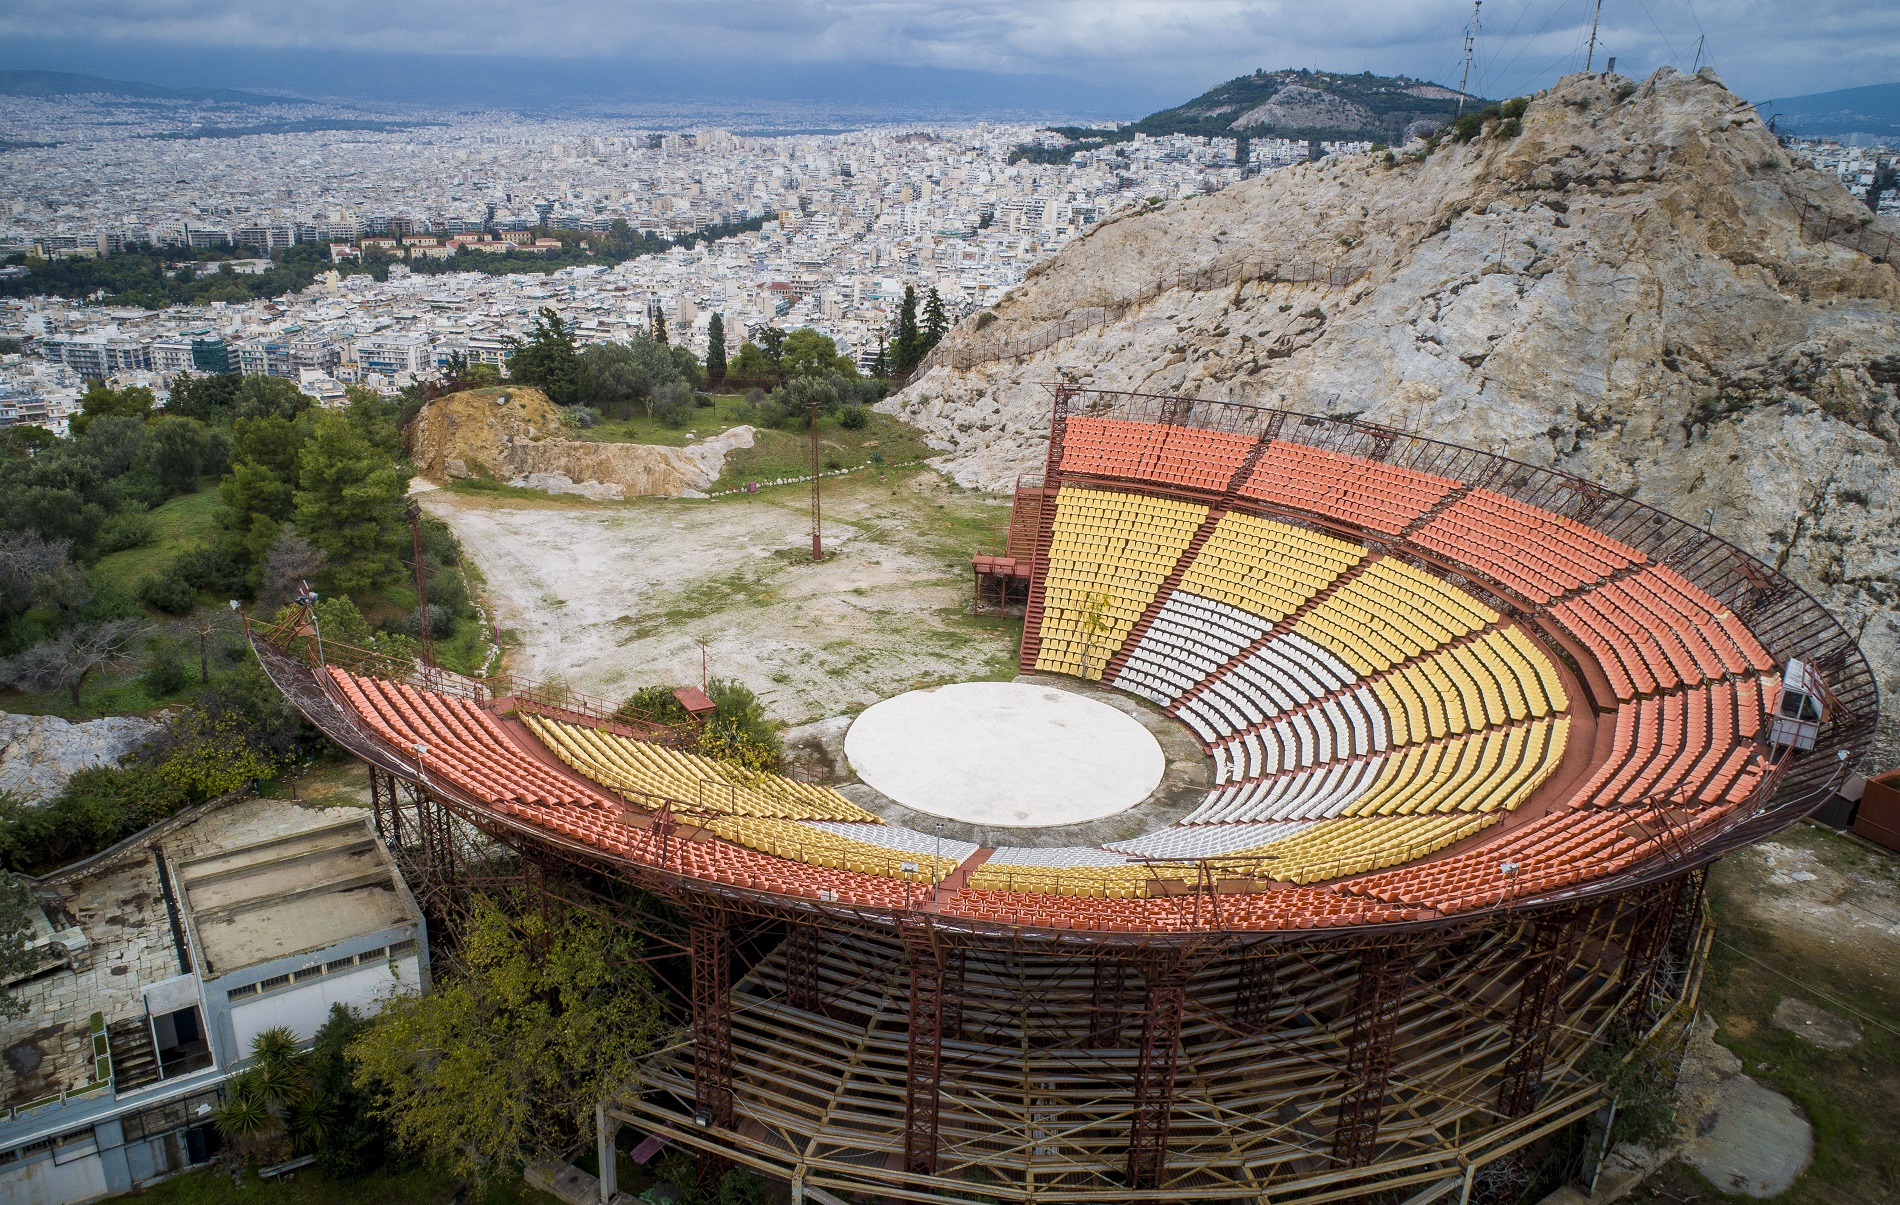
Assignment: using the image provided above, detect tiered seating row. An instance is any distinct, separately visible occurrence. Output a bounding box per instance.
[522,712,875,821]
[1240,441,1460,534]
[1296,559,1499,675]
[1058,416,1168,481]
[509,801,919,908]
[1550,565,1776,701]
[1370,629,1565,744]
[967,861,1180,898]
[805,820,983,861]
[1034,488,1208,680]
[1235,812,1498,885]
[330,669,605,809]
[1114,593,1268,707]
[1341,717,1568,817]
[1411,488,1643,604]
[1343,798,1745,913]
[1201,688,1386,782]
[1105,820,1310,860]
[710,816,961,882]
[1178,512,1364,622]
[986,845,1133,867]
[1186,756,1387,824]
[1059,416,1257,493]
[1174,633,1359,749]
[945,886,1420,931]
[1572,678,1770,808]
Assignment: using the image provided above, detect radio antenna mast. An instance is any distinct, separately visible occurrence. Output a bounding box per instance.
[1585,0,1604,72]
[1458,0,1482,116]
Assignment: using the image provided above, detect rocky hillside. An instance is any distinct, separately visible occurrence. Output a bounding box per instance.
[886,68,1900,764]
[1127,68,1478,144]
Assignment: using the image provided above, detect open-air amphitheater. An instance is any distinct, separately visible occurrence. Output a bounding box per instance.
[256,386,1875,1205]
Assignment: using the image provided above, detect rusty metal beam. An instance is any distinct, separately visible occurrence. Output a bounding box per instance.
[784,924,822,1013]
[1088,956,1130,1049]
[691,914,733,1137]
[1497,910,1585,1117]
[1331,943,1406,1168]
[1233,950,1275,1035]
[902,917,949,1176]
[1127,953,1188,1189]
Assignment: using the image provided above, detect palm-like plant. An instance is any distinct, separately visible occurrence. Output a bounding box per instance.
[212,1080,274,1144]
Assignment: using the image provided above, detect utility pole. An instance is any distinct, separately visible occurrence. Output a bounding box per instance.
[1458,0,1482,116]
[1585,0,1604,72]
[405,500,434,667]
[809,398,824,562]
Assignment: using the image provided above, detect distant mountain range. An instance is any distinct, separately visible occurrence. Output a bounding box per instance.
[1122,69,1485,145]
[0,68,303,105]
[1757,82,1900,141]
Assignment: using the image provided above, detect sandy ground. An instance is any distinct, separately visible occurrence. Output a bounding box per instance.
[421,470,1020,725]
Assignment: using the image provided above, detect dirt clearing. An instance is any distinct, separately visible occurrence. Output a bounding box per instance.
[421,468,1021,725]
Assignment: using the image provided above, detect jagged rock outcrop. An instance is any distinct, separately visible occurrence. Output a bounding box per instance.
[886,69,1900,762]
[0,711,161,803]
[409,386,754,498]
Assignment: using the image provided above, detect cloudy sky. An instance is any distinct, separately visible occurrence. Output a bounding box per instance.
[3,0,1896,111]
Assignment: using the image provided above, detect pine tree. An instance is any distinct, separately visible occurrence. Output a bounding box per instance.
[892,284,920,376]
[506,307,581,406]
[705,312,727,382]
[922,288,948,355]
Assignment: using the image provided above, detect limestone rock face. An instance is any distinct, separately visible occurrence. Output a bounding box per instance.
[0,711,162,804]
[409,386,756,497]
[885,68,1900,762]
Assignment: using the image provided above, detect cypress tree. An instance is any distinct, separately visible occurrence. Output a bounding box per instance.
[893,284,920,375]
[922,288,947,355]
[705,312,727,382]
[652,306,668,345]
[870,339,890,380]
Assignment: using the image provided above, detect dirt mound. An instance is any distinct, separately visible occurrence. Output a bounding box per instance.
[407,387,755,498]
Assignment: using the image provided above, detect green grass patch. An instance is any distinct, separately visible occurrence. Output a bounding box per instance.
[444,477,606,504]
[110,1164,559,1205]
[577,392,765,446]
[713,411,932,491]
[1651,823,1900,1203]
[91,487,223,594]
[0,664,203,720]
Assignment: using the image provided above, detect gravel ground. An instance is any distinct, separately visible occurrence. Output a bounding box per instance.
[421,469,1020,725]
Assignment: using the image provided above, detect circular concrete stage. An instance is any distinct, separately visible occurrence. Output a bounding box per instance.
[843,682,1167,827]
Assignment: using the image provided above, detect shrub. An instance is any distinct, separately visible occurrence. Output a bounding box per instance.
[652,382,693,428]
[172,543,251,598]
[96,512,156,555]
[974,311,997,330]
[137,571,198,615]
[140,644,189,697]
[614,684,690,725]
[1500,96,1530,119]
[694,393,715,408]
[839,404,869,430]
[559,404,601,429]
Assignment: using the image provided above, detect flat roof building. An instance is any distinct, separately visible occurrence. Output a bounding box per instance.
[0,797,427,1204]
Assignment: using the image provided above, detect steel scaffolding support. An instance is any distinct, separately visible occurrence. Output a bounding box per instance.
[691,914,734,1192]
[784,924,822,1013]
[1331,943,1406,1168]
[903,921,949,1176]
[1233,949,1275,1035]
[1087,956,1130,1049]
[1497,909,1586,1117]
[1126,953,1188,1189]
[1623,879,1685,1027]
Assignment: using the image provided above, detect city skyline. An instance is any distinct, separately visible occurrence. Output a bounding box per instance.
[3,0,1897,115]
